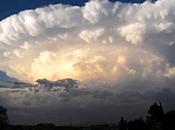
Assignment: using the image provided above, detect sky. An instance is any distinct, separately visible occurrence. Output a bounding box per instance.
[0,0,175,125]
[0,0,146,20]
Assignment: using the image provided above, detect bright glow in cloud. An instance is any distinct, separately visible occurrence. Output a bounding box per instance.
[0,0,175,82]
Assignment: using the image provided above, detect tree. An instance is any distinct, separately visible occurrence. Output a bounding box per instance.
[118,117,127,130]
[128,118,147,130]
[0,105,8,128]
[146,102,164,130]
[163,111,175,130]
[147,102,164,123]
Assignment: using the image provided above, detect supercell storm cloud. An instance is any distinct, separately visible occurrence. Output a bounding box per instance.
[0,0,175,125]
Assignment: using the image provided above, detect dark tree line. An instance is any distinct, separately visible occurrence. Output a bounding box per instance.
[0,105,8,129]
[0,102,175,130]
[118,102,175,130]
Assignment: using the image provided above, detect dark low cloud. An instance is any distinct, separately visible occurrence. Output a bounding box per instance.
[4,87,175,125]
[0,75,175,125]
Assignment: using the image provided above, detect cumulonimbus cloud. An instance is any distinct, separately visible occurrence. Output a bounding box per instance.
[0,0,175,81]
[0,0,175,124]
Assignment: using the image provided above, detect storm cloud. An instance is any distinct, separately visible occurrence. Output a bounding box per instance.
[0,0,175,125]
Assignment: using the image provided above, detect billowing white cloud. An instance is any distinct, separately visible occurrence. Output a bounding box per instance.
[82,0,112,23]
[79,28,104,43]
[0,0,174,81]
[118,23,145,44]
[0,4,82,45]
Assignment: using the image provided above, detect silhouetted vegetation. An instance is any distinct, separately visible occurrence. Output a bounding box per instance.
[1,102,175,130]
[118,117,127,130]
[0,105,8,129]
